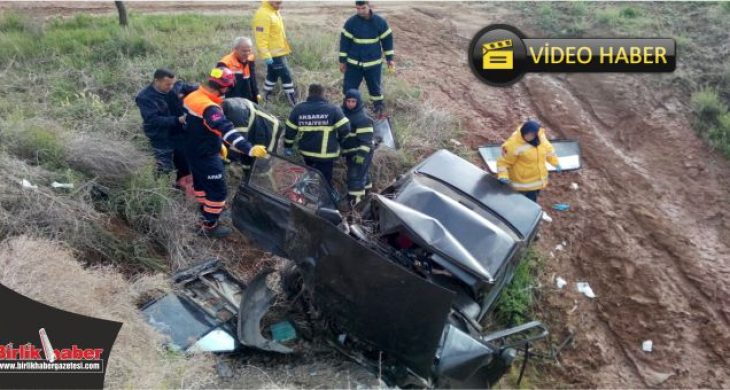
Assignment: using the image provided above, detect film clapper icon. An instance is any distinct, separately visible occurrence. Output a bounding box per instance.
[482,39,514,70]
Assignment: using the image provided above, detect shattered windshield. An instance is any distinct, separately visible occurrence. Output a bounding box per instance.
[249,156,336,210]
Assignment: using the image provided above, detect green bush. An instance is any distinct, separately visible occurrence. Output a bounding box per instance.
[109,165,174,233]
[722,1,730,14]
[290,31,339,71]
[690,89,730,158]
[494,248,543,326]
[691,89,727,124]
[0,123,67,168]
[619,6,640,18]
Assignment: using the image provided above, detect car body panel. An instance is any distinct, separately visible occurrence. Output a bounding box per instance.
[286,204,456,377]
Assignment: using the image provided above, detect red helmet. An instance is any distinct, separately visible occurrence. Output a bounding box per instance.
[208,67,235,88]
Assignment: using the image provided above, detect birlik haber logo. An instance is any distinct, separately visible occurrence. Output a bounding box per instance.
[0,328,104,373]
[468,24,676,87]
[0,284,121,389]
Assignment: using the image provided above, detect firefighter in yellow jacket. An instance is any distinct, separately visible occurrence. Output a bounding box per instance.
[497,119,561,203]
[252,1,296,106]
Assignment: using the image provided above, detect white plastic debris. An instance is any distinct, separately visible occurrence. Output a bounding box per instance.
[570,182,579,190]
[555,277,567,289]
[449,138,462,146]
[541,212,553,223]
[576,282,596,298]
[21,179,38,189]
[642,340,653,352]
[555,244,565,251]
[51,181,74,189]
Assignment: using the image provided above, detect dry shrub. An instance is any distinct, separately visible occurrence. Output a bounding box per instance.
[65,133,150,187]
[0,154,168,271]
[370,146,405,191]
[0,236,217,389]
[398,102,462,157]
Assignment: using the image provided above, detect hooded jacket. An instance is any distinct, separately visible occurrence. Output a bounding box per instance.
[341,89,374,157]
[497,125,559,192]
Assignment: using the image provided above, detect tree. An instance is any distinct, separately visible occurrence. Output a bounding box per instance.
[115,1,128,27]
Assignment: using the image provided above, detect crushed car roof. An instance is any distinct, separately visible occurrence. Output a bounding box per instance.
[378,150,542,282]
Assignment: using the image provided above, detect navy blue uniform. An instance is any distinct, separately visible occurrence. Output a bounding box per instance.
[135,81,197,180]
[342,89,374,200]
[284,95,350,184]
[222,97,281,173]
[183,87,252,228]
[339,10,394,111]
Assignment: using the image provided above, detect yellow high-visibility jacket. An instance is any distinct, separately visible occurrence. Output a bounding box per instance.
[252,1,292,60]
[497,126,559,192]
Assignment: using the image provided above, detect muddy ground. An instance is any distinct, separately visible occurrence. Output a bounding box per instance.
[391,3,730,388]
[3,2,729,388]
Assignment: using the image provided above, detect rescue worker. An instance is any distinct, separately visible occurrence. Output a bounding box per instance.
[253,0,296,106]
[284,84,350,185]
[217,36,260,103]
[135,68,197,193]
[497,119,561,203]
[183,67,269,238]
[341,89,374,204]
[221,97,281,177]
[339,1,394,116]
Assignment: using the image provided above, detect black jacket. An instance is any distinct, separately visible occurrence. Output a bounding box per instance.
[284,96,350,160]
[222,97,281,152]
[341,89,374,157]
[135,81,197,142]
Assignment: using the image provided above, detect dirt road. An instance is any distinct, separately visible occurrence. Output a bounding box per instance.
[390,4,730,388]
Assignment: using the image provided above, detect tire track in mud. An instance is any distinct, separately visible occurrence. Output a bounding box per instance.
[393,8,730,388]
[525,74,730,387]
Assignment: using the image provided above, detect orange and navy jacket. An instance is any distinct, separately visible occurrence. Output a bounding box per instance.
[217,52,260,103]
[183,86,252,158]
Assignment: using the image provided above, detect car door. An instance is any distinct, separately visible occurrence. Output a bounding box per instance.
[231,155,337,255]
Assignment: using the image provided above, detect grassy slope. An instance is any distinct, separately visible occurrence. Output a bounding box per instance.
[515,1,730,158]
[0,8,540,387]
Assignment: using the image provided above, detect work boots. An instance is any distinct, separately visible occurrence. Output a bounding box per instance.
[373,101,385,119]
[285,91,297,107]
[199,223,232,239]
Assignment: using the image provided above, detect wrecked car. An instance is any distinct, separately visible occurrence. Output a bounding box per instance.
[144,150,549,388]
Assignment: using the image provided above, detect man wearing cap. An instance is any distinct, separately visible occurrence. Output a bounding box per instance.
[339,0,394,116]
[183,67,269,238]
[496,119,561,203]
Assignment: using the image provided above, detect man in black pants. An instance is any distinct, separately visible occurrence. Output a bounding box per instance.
[135,68,197,192]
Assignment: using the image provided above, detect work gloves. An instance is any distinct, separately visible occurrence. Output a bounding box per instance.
[498,177,511,185]
[220,144,229,161]
[264,58,274,66]
[249,145,268,158]
[555,164,562,173]
[283,148,295,157]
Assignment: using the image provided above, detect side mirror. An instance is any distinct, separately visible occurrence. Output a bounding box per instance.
[316,207,343,226]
